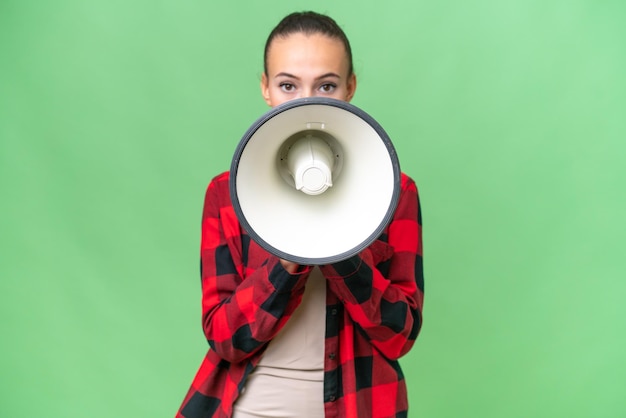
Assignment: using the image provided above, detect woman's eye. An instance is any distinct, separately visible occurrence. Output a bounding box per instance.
[319,83,337,93]
[280,83,296,92]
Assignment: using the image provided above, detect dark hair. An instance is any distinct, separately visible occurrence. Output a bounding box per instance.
[263,11,354,76]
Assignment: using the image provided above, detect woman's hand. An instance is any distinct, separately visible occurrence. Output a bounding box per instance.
[280,259,300,274]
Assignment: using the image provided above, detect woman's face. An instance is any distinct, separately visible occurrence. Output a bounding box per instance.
[261,32,356,107]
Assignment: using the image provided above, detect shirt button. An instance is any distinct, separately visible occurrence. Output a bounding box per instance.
[331,308,338,315]
[330,395,336,402]
[329,353,336,360]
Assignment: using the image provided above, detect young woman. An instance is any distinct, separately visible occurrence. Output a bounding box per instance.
[177,11,424,418]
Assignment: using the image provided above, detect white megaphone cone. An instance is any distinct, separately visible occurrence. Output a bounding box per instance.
[230,97,400,265]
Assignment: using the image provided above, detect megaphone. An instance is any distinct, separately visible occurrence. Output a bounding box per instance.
[230,97,400,265]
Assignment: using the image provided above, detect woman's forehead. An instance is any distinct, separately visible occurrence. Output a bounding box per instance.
[266,33,350,76]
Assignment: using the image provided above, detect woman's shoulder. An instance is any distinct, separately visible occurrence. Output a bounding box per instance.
[400,172,418,191]
[211,171,230,183]
[206,171,230,188]
[204,171,231,200]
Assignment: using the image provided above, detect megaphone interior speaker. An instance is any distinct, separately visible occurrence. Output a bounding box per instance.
[230,97,401,265]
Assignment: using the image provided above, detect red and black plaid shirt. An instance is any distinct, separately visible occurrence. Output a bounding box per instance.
[176,171,424,418]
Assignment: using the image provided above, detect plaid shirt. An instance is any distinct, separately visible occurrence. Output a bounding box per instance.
[177,171,424,418]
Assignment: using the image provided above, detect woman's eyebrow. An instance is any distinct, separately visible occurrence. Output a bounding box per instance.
[274,72,341,80]
[315,72,341,81]
[274,72,300,79]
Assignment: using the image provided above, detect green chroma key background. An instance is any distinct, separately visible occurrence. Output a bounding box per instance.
[1,0,624,416]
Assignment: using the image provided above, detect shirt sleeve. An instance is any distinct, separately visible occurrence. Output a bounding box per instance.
[319,173,424,360]
[199,173,312,363]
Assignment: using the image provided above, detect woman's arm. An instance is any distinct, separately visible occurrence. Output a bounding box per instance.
[320,174,424,360]
[199,173,312,363]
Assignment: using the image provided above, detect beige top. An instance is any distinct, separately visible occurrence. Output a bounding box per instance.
[232,267,327,417]
[257,266,327,376]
